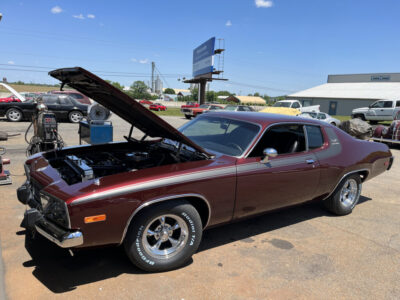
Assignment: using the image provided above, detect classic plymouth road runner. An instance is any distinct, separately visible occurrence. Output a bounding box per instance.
[17,68,394,272]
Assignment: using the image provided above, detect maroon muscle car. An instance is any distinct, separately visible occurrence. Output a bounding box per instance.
[372,111,400,145]
[17,67,394,272]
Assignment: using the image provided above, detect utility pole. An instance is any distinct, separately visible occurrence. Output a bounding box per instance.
[151,62,155,93]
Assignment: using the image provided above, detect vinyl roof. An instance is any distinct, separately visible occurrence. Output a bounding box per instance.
[289,82,400,100]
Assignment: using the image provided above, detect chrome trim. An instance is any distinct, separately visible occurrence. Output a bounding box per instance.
[370,137,400,144]
[119,193,211,245]
[306,159,315,164]
[322,168,369,201]
[35,225,83,248]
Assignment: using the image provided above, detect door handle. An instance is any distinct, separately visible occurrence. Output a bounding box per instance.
[306,159,315,164]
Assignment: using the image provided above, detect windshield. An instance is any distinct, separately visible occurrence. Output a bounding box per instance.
[179,116,260,156]
[273,102,291,107]
[224,106,237,111]
[301,112,317,118]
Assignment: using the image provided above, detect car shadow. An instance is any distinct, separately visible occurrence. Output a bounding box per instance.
[21,197,371,293]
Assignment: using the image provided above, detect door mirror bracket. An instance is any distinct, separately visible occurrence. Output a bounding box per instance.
[260,148,278,164]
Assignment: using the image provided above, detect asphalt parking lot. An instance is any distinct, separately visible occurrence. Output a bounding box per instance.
[0,115,399,299]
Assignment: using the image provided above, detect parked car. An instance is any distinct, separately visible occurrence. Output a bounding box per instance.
[0,95,21,103]
[300,112,341,126]
[180,102,199,113]
[223,105,255,112]
[182,104,223,119]
[51,90,91,105]
[139,100,153,105]
[0,94,88,122]
[17,67,394,272]
[149,103,167,111]
[20,92,42,101]
[351,99,400,123]
[372,111,400,144]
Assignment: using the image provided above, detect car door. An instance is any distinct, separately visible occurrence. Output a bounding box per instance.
[367,100,388,120]
[234,123,321,219]
[43,95,61,118]
[376,100,395,120]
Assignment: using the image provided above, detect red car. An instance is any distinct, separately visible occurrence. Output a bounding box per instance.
[180,101,199,112]
[0,95,21,103]
[51,90,91,105]
[18,67,393,272]
[149,103,167,111]
[139,100,153,105]
[182,104,223,119]
[372,111,400,144]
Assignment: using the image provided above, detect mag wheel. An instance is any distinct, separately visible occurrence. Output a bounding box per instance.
[324,174,362,215]
[124,200,202,272]
[6,108,23,122]
[68,111,83,123]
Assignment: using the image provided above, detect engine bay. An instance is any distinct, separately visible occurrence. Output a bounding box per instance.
[45,141,205,185]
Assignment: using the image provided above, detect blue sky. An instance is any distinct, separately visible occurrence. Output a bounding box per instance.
[1,0,400,96]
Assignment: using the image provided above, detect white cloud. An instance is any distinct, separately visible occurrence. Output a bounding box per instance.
[51,6,63,14]
[130,58,137,62]
[7,61,15,65]
[139,59,148,64]
[73,14,85,20]
[225,20,232,27]
[87,14,95,19]
[255,0,273,8]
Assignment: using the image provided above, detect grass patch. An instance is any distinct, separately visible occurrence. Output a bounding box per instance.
[0,84,57,93]
[335,115,391,125]
[151,107,182,117]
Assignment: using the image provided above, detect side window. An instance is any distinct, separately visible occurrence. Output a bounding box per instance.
[292,102,300,108]
[318,113,326,120]
[305,125,324,150]
[384,101,393,108]
[249,124,306,157]
[59,97,72,105]
[43,96,59,104]
[238,106,245,111]
[396,101,400,107]
[71,93,83,99]
[371,101,384,108]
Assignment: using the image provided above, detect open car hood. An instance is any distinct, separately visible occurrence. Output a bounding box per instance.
[49,67,210,156]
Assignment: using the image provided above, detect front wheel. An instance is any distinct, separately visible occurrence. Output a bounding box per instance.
[184,115,192,119]
[68,110,83,123]
[124,200,203,272]
[6,108,23,122]
[323,174,362,215]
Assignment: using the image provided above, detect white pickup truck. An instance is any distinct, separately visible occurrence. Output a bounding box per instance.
[271,100,320,112]
[351,99,400,122]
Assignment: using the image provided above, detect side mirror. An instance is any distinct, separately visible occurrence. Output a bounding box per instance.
[260,148,277,164]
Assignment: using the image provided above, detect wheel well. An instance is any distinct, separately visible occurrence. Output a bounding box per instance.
[184,196,210,228]
[358,170,369,182]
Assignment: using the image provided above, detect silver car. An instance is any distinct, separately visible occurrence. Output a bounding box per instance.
[300,112,341,126]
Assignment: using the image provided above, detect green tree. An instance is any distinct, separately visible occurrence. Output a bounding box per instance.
[126,81,151,99]
[216,90,231,96]
[253,92,260,97]
[106,80,124,90]
[191,88,198,101]
[206,91,217,103]
[164,88,175,94]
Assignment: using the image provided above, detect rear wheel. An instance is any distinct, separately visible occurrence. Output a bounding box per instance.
[124,200,203,272]
[6,108,23,122]
[185,115,192,119]
[68,110,83,123]
[324,174,362,215]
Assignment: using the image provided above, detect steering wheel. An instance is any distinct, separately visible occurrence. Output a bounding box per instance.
[227,142,244,154]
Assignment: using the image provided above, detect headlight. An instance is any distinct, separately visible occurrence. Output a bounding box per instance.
[40,192,70,229]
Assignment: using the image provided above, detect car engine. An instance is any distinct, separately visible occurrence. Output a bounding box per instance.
[45,141,204,185]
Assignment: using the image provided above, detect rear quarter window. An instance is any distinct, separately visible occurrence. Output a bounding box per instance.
[306,125,324,150]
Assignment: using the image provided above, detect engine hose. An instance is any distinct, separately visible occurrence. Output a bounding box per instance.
[24,121,33,144]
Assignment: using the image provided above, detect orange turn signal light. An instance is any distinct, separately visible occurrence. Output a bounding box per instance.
[84,214,106,224]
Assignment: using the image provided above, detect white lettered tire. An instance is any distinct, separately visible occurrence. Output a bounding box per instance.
[124,200,203,272]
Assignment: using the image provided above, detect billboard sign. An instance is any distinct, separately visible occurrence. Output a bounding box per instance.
[192,37,215,78]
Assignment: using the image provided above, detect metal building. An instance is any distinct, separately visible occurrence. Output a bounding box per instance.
[288,73,400,115]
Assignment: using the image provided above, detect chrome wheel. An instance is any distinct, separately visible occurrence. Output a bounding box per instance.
[340,178,359,207]
[7,109,22,121]
[142,214,188,260]
[69,111,83,123]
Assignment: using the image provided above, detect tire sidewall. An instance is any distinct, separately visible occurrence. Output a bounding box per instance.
[7,108,22,122]
[125,202,202,272]
[333,174,362,214]
[69,110,83,123]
